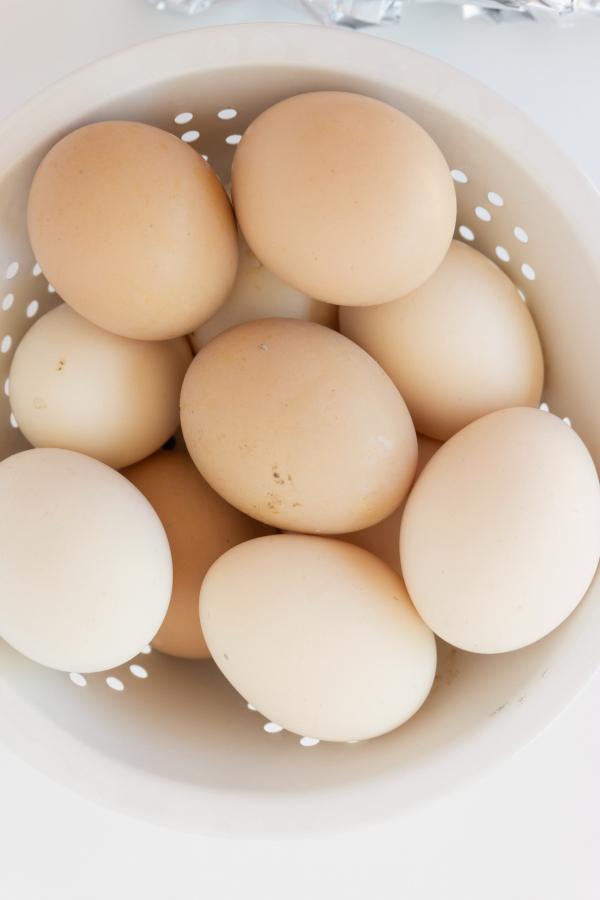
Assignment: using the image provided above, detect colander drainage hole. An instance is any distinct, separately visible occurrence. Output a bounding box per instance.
[106,676,124,691]
[129,664,148,678]
[6,262,18,279]
[1,335,12,353]
[181,131,200,143]
[10,412,18,428]
[69,672,87,687]
[26,300,39,318]
[563,417,572,427]
[451,169,468,183]
[299,737,319,747]
[2,293,14,311]
[174,112,193,125]
[264,722,283,733]
[487,192,504,207]
[518,289,526,302]
[458,226,474,241]
[48,284,55,293]
[4,378,9,396]
[514,226,528,243]
[218,109,237,120]
[539,402,549,412]
[521,263,535,281]
[139,644,152,655]
[495,246,510,262]
[201,155,208,161]
[475,206,491,222]
[225,135,242,146]
[247,702,256,711]
[33,263,42,276]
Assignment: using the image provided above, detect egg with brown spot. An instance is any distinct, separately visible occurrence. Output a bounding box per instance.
[9,303,192,469]
[180,317,417,534]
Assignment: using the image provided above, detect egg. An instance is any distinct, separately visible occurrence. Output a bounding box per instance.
[8,303,192,469]
[180,317,418,533]
[0,448,172,672]
[121,450,276,659]
[190,231,338,352]
[334,434,441,575]
[27,121,238,340]
[400,408,600,653]
[200,534,437,742]
[340,241,545,441]
[231,91,456,307]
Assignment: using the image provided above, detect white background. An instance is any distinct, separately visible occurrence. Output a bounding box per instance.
[1,2,599,898]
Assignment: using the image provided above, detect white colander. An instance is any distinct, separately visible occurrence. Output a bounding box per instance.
[1,23,600,839]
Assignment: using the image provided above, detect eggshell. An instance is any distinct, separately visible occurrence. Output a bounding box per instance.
[340,241,544,441]
[0,448,172,672]
[27,121,238,340]
[180,317,418,533]
[334,434,441,575]
[231,91,456,307]
[121,451,276,659]
[400,408,600,653]
[200,534,437,742]
[190,231,338,352]
[8,304,192,469]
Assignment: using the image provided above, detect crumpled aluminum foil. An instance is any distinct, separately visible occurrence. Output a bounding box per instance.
[148,0,600,28]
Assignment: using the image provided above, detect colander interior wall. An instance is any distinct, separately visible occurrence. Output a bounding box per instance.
[1,24,600,837]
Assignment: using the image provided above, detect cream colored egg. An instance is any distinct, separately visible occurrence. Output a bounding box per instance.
[335,434,441,575]
[0,448,172,672]
[340,241,544,441]
[190,231,338,352]
[27,121,238,340]
[121,451,276,659]
[200,534,437,742]
[400,408,600,653]
[9,304,192,469]
[231,91,456,307]
[180,318,418,534]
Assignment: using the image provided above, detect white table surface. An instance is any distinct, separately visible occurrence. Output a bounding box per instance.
[1,2,599,898]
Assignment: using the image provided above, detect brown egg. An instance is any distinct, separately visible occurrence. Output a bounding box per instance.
[340,240,544,441]
[0,448,172,673]
[231,91,456,307]
[28,121,238,340]
[9,304,192,469]
[180,318,417,534]
[200,534,437,742]
[190,231,338,352]
[400,408,600,653]
[121,451,276,659]
[334,434,441,575]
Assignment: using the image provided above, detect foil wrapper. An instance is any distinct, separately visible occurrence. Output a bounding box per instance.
[149,0,600,28]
